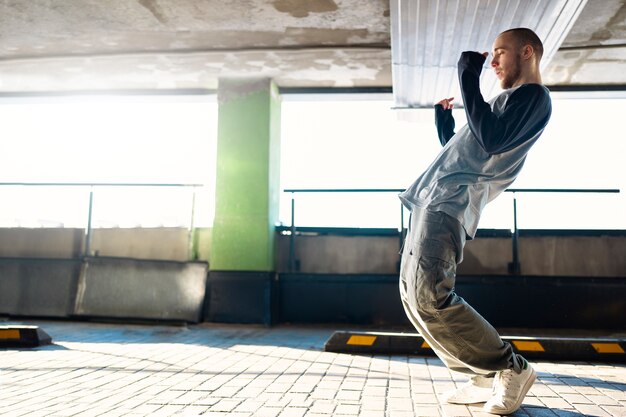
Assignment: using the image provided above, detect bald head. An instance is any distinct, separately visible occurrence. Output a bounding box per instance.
[500,28,544,62]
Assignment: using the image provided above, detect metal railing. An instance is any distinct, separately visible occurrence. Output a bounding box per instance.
[0,182,204,258]
[284,188,621,274]
[503,188,620,274]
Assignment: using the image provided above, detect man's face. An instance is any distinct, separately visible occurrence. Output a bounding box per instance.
[490,33,523,89]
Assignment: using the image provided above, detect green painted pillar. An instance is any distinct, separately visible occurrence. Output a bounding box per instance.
[211,78,281,272]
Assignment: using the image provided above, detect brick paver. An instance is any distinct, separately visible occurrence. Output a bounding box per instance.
[0,320,625,416]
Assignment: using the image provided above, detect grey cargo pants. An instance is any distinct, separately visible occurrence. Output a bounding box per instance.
[399,207,523,375]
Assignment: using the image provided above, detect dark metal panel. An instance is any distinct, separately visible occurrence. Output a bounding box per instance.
[278,273,626,329]
[279,274,410,325]
[205,271,277,325]
[458,275,626,328]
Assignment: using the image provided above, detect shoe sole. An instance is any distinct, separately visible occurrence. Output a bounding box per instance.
[484,367,537,415]
[447,397,491,405]
[445,391,493,405]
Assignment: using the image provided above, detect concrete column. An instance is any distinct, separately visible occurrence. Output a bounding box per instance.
[206,78,281,324]
[211,78,281,271]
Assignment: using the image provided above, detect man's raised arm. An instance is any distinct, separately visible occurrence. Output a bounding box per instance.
[458,51,551,155]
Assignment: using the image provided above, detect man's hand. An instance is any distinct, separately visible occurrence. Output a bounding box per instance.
[459,51,490,71]
[437,97,455,110]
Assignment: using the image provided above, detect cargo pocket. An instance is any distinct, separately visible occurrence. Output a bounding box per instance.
[414,239,457,313]
[399,247,419,308]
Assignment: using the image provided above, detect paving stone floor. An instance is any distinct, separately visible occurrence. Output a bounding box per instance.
[1,320,625,417]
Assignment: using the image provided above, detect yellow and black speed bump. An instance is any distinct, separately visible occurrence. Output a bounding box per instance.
[0,325,52,348]
[325,331,626,363]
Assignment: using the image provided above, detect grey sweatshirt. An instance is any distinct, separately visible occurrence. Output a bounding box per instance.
[399,52,552,239]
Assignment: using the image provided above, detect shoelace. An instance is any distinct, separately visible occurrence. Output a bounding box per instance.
[494,369,517,397]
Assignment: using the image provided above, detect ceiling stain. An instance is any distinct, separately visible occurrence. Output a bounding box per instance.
[382,0,390,18]
[284,27,376,45]
[554,2,626,84]
[591,1,626,42]
[273,0,338,18]
[137,0,168,25]
[0,27,387,59]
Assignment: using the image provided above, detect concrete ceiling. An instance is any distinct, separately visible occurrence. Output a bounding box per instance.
[0,0,623,93]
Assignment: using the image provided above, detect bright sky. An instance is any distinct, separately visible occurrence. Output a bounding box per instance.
[0,95,217,228]
[280,95,626,230]
[0,94,623,230]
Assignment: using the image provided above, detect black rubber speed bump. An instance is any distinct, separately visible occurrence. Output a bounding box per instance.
[0,325,52,348]
[325,331,626,363]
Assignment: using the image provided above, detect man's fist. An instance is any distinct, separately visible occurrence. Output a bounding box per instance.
[437,97,454,110]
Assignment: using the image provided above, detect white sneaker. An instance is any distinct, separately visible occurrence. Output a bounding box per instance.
[483,359,536,415]
[441,375,494,404]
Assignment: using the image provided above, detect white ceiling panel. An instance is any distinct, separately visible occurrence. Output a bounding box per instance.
[390,0,588,109]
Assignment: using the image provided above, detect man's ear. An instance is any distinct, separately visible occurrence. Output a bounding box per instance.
[522,44,534,60]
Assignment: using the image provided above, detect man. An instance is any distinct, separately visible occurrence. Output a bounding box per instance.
[398,28,552,415]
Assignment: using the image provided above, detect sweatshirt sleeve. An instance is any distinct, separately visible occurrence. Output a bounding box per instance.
[457,51,552,155]
[434,104,456,146]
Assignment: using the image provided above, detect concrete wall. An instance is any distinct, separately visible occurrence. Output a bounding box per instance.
[0,256,207,322]
[194,227,212,262]
[0,258,81,317]
[0,228,623,277]
[277,235,401,274]
[461,238,512,275]
[519,236,626,277]
[90,228,191,261]
[74,257,208,322]
[460,235,626,276]
[0,227,623,326]
[277,233,626,277]
[0,228,84,258]
[0,227,196,262]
